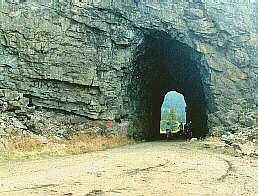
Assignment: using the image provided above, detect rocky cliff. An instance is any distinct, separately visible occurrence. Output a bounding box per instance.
[0,0,257,139]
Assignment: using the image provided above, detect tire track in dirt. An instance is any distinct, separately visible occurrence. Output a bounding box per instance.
[217,158,234,182]
[0,141,257,196]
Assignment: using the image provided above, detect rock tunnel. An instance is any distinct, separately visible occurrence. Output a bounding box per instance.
[128,31,208,139]
[0,0,256,140]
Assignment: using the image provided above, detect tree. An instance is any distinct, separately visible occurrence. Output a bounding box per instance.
[167,108,178,129]
[177,113,186,123]
[161,108,169,120]
[160,108,180,131]
[160,120,168,131]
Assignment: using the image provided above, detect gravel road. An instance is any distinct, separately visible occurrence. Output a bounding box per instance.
[0,141,257,196]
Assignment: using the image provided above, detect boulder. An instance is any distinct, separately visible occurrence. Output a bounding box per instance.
[239,142,257,156]
[10,118,27,130]
[0,100,8,112]
[190,138,198,142]
[244,117,256,127]
[232,143,242,155]
[221,132,237,143]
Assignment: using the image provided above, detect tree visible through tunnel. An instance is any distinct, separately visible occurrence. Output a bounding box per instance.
[160,91,186,135]
[129,30,209,140]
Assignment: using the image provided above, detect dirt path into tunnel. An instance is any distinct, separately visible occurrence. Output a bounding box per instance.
[0,141,257,196]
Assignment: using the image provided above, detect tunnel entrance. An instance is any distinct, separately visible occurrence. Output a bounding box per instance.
[128,30,209,140]
[160,91,186,135]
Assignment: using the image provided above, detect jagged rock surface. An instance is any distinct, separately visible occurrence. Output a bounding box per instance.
[0,0,257,138]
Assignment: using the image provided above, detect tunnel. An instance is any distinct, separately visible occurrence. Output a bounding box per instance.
[128,30,209,140]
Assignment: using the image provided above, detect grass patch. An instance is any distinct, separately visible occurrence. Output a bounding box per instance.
[187,141,234,156]
[179,137,235,156]
[0,132,135,162]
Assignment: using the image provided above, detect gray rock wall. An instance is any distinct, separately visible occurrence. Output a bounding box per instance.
[0,0,257,138]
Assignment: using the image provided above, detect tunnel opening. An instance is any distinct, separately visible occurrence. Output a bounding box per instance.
[128,30,208,140]
[160,91,186,135]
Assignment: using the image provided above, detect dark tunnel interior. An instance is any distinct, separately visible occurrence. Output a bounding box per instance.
[129,30,208,139]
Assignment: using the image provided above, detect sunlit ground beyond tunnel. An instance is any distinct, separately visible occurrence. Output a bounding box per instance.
[160,91,186,135]
[129,30,209,139]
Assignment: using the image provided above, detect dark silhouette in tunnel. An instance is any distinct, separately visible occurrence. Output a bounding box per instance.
[129,30,209,140]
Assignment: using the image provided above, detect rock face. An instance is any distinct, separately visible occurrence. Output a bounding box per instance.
[0,0,257,139]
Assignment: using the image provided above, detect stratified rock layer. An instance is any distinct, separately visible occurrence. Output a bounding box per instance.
[0,0,257,138]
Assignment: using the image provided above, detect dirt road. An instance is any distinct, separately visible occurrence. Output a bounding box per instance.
[0,141,257,196]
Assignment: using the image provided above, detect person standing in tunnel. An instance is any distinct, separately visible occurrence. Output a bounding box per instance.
[184,123,188,136]
[179,122,184,136]
[188,121,193,138]
[166,121,172,140]
[134,0,140,6]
